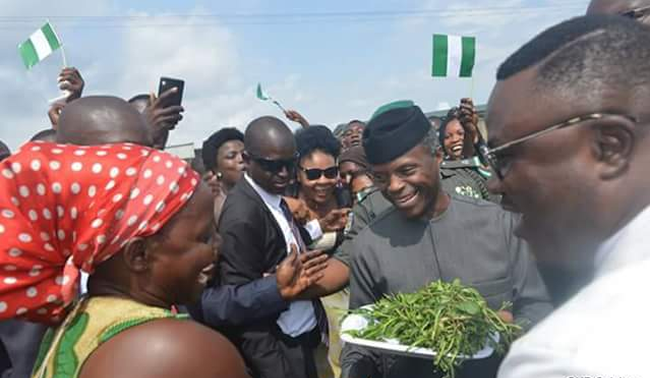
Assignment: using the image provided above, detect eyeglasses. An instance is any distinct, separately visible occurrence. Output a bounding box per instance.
[481,112,637,180]
[247,152,298,174]
[300,166,339,181]
[620,5,650,21]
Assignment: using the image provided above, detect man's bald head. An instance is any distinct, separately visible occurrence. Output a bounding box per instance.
[0,140,9,161]
[244,116,295,157]
[588,0,650,25]
[57,96,153,146]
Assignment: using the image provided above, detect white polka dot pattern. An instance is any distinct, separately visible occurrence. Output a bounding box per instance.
[0,142,199,324]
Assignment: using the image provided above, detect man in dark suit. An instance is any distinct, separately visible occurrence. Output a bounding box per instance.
[218,116,323,378]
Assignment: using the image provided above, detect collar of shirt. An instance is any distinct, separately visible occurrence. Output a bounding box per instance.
[244,173,282,210]
[594,204,650,277]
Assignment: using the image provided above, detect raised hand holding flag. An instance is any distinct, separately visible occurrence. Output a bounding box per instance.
[256,83,287,113]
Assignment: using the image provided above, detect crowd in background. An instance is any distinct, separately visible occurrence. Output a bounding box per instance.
[0,1,649,378]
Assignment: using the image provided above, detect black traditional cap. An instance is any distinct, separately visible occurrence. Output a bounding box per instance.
[363,100,431,165]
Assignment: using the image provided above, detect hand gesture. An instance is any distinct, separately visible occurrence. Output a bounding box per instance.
[276,246,328,301]
[144,88,185,149]
[203,171,224,198]
[58,67,84,102]
[459,98,479,144]
[284,109,309,128]
[318,208,350,232]
[497,310,514,324]
[283,197,313,225]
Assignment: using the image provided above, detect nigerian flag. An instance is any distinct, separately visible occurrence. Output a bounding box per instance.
[18,22,62,70]
[432,34,476,78]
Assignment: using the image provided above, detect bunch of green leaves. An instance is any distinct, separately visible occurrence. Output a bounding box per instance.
[345,279,522,378]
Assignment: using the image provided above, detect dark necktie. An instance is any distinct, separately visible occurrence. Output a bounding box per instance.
[279,199,329,344]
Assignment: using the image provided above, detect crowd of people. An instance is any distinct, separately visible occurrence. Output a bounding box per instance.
[0,0,649,377]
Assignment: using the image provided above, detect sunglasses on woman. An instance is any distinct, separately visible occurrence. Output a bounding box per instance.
[300,166,339,181]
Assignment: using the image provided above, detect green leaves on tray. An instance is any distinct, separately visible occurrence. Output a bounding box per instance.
[344,279,522,378]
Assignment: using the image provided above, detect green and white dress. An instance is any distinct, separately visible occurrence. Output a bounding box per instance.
[31,296,187,378]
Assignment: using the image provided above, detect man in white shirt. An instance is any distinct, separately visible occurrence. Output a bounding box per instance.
[218,116,323,378]
[483,15,650,378]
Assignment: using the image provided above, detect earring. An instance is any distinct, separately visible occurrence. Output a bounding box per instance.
[216,172,223,180]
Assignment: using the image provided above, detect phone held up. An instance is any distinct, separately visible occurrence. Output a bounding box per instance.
[158,77,185,107]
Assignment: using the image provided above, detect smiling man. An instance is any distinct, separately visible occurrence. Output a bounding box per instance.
[340,102,552,378]
[483,15,650,378]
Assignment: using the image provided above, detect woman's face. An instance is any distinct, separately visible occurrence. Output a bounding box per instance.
[298,150,338,205]
[147,183,218,305]
[443,119,465,160]
[215,140,246,188]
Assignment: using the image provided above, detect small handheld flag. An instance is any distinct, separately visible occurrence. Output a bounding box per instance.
[432,34,476,78]
[256,83,287,113]
[18,22,64,70]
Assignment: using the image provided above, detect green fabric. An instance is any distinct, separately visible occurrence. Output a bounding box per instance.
[370,100,414,121]
[53,313,89,378]
[432,34,448,77]
[460,36,476,78]
[18,39,38,69]
[41,23,61,51]
[99,313,189,344]
[32,328,55,375]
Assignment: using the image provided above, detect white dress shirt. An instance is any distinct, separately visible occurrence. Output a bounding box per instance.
[498,204,650,378]
[244,174,317,337]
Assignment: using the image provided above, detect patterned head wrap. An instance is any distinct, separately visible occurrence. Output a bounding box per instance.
[0,141,199,323]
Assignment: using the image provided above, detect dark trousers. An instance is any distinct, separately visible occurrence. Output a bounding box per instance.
[0,320,48,378]
[241,326,321,378]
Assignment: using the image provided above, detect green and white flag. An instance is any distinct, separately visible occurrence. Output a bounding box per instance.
[432,34,476,78]
[256,83,271,101]
[256,83,286,112]
[18,22,62,70]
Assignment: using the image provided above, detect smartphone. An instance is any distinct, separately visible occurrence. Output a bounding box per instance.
[336,183,353,208]
[157,77,185,107]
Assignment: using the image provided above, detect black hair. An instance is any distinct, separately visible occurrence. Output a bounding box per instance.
[30,129,57,142]
[438,107,461,147]
[0,140,9,161]
[497,15,650,100]
[201,127,244,172]
[347,119,366,127]
[295,125,341,162]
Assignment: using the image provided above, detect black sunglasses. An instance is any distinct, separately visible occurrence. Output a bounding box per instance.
[246,152,298,174]
[301,166,339,181]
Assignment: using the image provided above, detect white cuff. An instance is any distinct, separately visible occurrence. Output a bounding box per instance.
[305,219,323,241]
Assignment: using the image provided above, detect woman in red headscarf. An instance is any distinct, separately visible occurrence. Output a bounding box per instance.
[0,141,249,378]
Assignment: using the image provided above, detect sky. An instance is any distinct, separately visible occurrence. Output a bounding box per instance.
[0,0,590,150]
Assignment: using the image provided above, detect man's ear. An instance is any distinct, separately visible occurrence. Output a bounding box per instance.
[592,120,635,180]
[435,147,444,165]
[121,237,150,273]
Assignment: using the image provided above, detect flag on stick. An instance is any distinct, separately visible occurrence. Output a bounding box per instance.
[256,83,287,113]
[432,34,476,78]
[18,22,63,70]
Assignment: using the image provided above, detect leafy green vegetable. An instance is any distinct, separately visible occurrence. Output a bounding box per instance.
[344,279,522,378]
